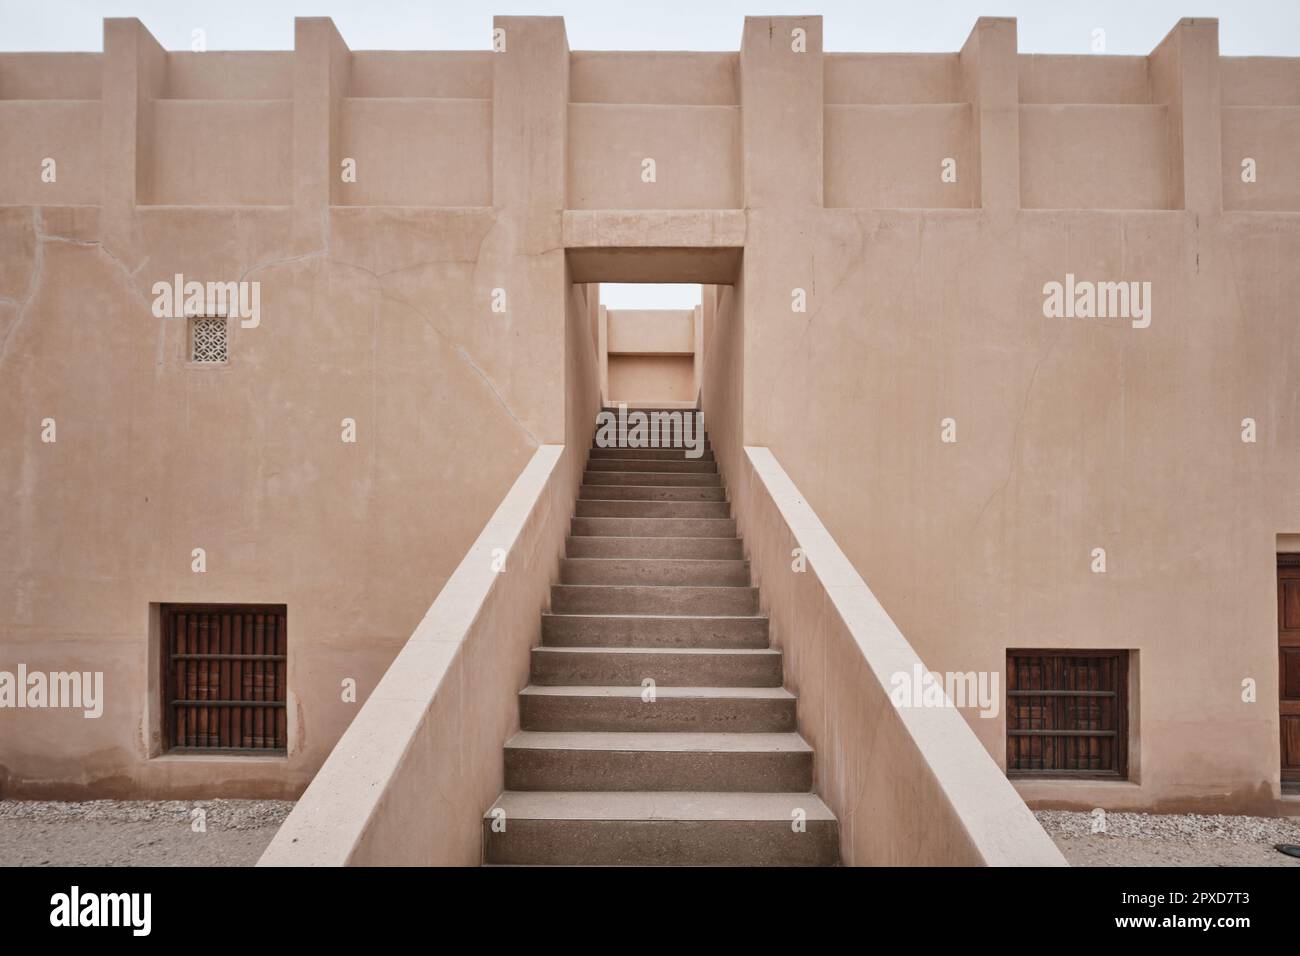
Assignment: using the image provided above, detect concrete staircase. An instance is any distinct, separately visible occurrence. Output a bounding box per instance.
[483,411,840,865]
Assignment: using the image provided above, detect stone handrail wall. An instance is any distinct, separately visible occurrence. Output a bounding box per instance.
[733,446,1067,866]
[258,444,568,866]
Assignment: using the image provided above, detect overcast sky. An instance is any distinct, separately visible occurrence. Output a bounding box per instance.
[2,0,1298,54]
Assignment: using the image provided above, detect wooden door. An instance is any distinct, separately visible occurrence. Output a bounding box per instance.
[1278,557,1300,781]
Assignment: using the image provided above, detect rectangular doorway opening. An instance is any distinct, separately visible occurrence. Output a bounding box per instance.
[599,283,702,409]
[565,242,742,467]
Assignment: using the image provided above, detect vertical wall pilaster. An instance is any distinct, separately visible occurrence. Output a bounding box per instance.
[701,285,717,359]
[740,15,823,209]
[1151,18,1222,213]
[293,17,350,248]
[692,304,704,403]
[100,18,164,247]
[490,16,569,442]
[585,282,600,355]
[739,16,823,447]
[598,304,609,404]
[959,17,1020,211]
[492,17,568,211]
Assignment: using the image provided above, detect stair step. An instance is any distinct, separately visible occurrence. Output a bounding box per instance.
[579,484,727,502]
[593,420,705,433]
[520,685,795,733]
[503,732,814,792]
[541,613,770,649]
[531,646,782,686]
[571,517,737,538]
[566,536,742,559]
[589,447,714,461]
[586,459,717,474]
[477,415,838,866]
[551,584,758,615]
[560,558,749,587]
[600,406,701,414]
[591,433,711,447]
[575,499,731,519]
[584,471,722,487]
[483,791,839,866]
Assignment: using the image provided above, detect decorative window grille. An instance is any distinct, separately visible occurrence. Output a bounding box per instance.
[1006,650,1128,778]
[190,315,228,364]
[161,604,287,753]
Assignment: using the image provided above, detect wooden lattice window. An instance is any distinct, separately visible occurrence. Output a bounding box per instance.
[1006,650,1128,778]
[161,604,286,754]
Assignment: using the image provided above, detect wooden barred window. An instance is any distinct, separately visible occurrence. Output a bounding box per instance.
[1006,650,1128,778]
[161,604,286,753]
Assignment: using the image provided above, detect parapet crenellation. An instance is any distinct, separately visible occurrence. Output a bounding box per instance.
[1,16,1296,212]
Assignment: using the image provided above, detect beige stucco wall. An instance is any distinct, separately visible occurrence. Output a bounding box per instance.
[148,100,293,205]
[347,52,492,98]
[729,15,1299,814]
[570,52,738,106]
[1222,103,1300,211]
[602,308,699,405]
[826,53,961,104]
[728,446,1067,865]
[743,205,1300,814]
[0,101,101,205]
[1221,56,1300,106]
[259,443,576,865]
[606,308,694,353]
[0,199,544,797]
[702,282,744,485]
[825,104,973,208]
[0,16,568,798]
[1019,105,1171,209]
[0,53,102,99]
[565,280,603,489]
[607,354,695,404]
[567,103,741,210]
[337,98,492,207]
[3,13,1300,817]
[1018,54,1151,104]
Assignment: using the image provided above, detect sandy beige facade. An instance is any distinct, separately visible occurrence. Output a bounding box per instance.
[2,13,1299,820]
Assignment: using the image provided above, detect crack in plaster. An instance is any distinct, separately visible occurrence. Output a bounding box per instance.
[0,209,45,369]
[2,202,540,450]
[0,209,168,372]
[790,220,865,355]
[153,203,539,447]
[325,207,538,446]
[327,257,541,448]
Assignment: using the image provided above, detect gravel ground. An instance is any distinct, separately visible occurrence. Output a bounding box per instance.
[1036,810,1300,867]
[4,800,1299,867]
[0,800,293,867]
